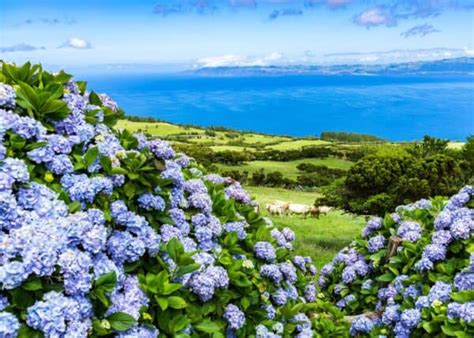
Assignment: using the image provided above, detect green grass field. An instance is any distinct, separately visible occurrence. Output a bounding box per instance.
[217,157,353,179]
[116,120,204,137]
[265,139,331,150]
[117,119,325,152]
[245,186,365,269]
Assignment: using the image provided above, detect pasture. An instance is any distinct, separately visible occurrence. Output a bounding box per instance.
[245,186,365,269]
[217,157,353,179]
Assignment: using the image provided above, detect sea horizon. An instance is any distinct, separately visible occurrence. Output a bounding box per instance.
[82,72,474,142]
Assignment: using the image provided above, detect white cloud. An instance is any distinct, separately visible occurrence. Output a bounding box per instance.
[0,43,45,53]
[353,7,394,27]
[59,37,91,49]
[463,47,474,56]
[195,52,283,68]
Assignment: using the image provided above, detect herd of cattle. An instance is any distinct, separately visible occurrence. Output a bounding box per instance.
[264,200,333,218]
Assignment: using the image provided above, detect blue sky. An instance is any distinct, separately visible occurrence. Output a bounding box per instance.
[1,0,473,70]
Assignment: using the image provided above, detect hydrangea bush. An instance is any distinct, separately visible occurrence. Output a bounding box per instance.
[319,188,474,337]
[0,62,349,337]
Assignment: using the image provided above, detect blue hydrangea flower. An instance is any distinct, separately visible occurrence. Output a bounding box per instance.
[254,241,276,262]
[422,244,447,263]
[382,304,400,324]
[428,281,452,303]
[454,272,474,291]
[225,182,251,204]
[0,311,20,337]
[304,284,316,302]
[260,264,283,284]
[0,84,16,108]
[223,304,245,330]
[397,221,422,242]
[137,193,165,211]
[224,221,247,240]
[107,276,149,320]
[350,316,373,336]
[362,217,383,237]
[367,235,385,253]
[149,139,174,160]
[400,308,421,329]
[272,288,288,306]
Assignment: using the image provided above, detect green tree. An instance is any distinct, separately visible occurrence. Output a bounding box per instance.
[462,135,474,178]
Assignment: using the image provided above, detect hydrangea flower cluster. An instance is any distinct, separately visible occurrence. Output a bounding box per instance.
[0,64,335,337]
[320,186,474,337]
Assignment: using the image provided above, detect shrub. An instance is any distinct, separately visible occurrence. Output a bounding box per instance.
[320,131,386,143]
[318,187,474,337]
[0,63,348,337]
[331,153,468,215]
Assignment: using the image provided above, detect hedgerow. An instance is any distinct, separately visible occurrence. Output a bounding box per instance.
[319,188,473,337]
[0,62,348,337]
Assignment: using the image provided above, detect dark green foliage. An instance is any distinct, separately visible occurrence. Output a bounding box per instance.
[296,164,346,187]
[325,153,468,215]
[320,131,386,143]
[461,135,474,178]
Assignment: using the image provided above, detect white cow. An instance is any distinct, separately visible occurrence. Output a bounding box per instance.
[318,206,333,214]
[288,203,311,218]
[265,201,289,217]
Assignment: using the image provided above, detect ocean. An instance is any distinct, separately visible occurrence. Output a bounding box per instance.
[83,73,474,141]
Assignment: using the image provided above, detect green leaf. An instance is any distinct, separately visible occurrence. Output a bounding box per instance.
[451,290,474,303]
[195,320,222,333]
[111,167,128,175]
[89,91,102,105]
[167,296,187,309]
[100,156,113,174]
[229,271,252,287]
[168,315,191,333]
[156,296,169,311]
[92,319,112,336]
[376,272,395,282]
[17,324,43,338]
[77,81,87,94]
[84,146,99,167]
[95,271,117,292]
[41,99,69,119]
[167,238,184,262]
[441,324,457,336]
[68,201,82,213]
[22,278,42,291]
[107,312,137,331]
[162,283,182,295]
[146,271,168,294]
[91,289,110,307]
[175,263,200,277]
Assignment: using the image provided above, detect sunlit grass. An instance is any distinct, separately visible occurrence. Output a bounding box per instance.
[245,186,365,269]
[217,157,353,179]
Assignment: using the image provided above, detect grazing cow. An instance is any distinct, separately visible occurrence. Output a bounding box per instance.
[318,206,333,214]
[288,203,311,218]
[265,201,289,217]
[309,206,320,218]
[310,205,333,218]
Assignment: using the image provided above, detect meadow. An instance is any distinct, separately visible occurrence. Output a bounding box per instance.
[118,119,366,268]
[117,118,469,269]
[245,186,365,269]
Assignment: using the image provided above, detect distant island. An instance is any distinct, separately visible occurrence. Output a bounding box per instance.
[190,57,474,76]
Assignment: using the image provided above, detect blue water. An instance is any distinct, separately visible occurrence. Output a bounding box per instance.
[83,73,474,141]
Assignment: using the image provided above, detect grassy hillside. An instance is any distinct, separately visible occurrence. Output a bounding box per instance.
[118,119,366,267]
[117,119,329,151]
[218,157,353,179]
[117,118,468,268]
